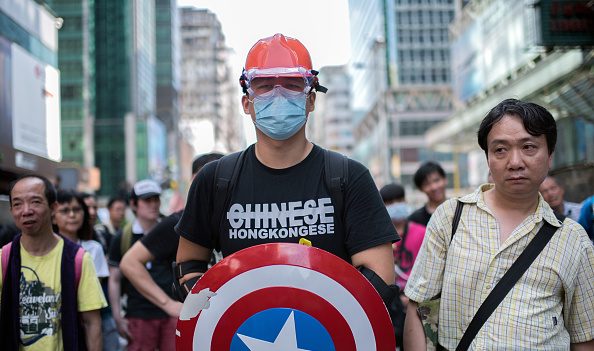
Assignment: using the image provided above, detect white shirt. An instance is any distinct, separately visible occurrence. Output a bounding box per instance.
[80,239,110,278]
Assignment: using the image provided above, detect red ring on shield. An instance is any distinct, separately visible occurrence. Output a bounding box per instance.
[176,243,395,350]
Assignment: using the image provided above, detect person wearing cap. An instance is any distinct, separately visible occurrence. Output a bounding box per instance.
[174,34,398,302]
[107,179,175,350]
[119,153,224,322]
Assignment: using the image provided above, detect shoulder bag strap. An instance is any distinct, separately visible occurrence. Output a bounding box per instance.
[451,200,464,241]
[456,220,559,351]
[74,247,85,293]
[120,222,133,255]
[1,242,12,281]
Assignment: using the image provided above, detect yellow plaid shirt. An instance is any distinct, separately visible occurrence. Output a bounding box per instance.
[405,184,594,350]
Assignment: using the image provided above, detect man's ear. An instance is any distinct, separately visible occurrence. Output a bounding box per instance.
[306,92,316,113]
[50,202,58,216]
[242,95,251,114]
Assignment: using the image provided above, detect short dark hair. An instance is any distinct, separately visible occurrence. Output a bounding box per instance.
[107,196,127,209]
[380,183,405,203]
[54,189,93,240]
[8,174,57,206]
[413,161,446,189]
[192,152,224,175]
[477,98,557,156]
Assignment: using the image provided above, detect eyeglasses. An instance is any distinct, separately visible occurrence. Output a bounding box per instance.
[57,207,83,215]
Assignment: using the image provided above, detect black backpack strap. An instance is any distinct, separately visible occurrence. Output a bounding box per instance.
[456,219,560,351]
[323,149,348,221]
[553,212,566,224]
[211,149,247,250]
[451,200,464,241]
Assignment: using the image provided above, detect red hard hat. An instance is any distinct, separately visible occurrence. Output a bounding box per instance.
[240,34,327,94]
[244,33,312,73]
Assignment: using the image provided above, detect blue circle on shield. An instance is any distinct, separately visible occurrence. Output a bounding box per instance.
[230,308,335,351]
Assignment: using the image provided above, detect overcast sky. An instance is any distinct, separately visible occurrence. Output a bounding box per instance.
[177,0,352,149]
[178,0,352,76]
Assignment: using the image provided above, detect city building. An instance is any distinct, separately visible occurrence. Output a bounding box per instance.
[348,0,388,121]
[179,7,243,165]
[427,0,594,200]
[46,0,98,191]
[155,0,181,183]
[95,0,167,196]
[0,0,62,193]
[348,0,462,199]
[310,65,354,155]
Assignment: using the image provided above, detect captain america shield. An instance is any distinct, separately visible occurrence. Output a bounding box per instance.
[176,243,395,350]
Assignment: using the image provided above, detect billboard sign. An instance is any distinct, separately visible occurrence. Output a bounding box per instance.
[536,0,594,47]
[11,43,61,162]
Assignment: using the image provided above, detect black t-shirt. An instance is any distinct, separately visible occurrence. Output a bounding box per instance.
[408,205,432,227]
[108,224,174,319]
[175,144,398,262]
[141,211,182,262]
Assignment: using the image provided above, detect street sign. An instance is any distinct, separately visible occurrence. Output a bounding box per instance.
[176,243,395,350]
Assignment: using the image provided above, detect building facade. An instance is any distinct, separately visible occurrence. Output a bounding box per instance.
[428,0,594,200]
[95,0,169,196]
[155,0,181,183]
[0,0,62,194]
[47,0,95,170]
[310,65,354,155]
[348,0,462,198]
[179,7,243,162]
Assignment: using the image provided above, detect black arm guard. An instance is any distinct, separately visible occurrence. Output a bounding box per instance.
[171,260,208,302]
[358,266,405,349]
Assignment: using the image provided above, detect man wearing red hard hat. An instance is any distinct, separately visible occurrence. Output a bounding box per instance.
[174,34,399,302]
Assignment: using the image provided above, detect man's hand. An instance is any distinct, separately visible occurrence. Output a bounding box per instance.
[114,316,131,340]
[163,299,183,317]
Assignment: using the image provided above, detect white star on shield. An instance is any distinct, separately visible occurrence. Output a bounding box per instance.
[236,311,311,351]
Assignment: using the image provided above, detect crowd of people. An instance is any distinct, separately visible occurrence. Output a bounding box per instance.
[0,33,593,351]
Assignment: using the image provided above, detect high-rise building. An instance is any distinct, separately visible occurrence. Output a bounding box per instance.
[179,7,243,159]
[95,0,167,196]
[0,0,62,194]
[155,0,181,181]
[47,0,95,170]
[348,0,462,196]
[348,0,388,121]
[310,65,354,155]
[427,0,594,199]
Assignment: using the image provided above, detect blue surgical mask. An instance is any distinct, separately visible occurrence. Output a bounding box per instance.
[386,203,410,221]
[251,86,307,140]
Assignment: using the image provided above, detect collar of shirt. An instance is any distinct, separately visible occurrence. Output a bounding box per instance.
[458,183,562,229]
[132,219,143,234]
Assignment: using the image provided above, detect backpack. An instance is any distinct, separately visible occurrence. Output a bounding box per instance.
[120,222,134,256]
[1,240,85,289]
[1,236,86,351]
[210,147,349,250]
